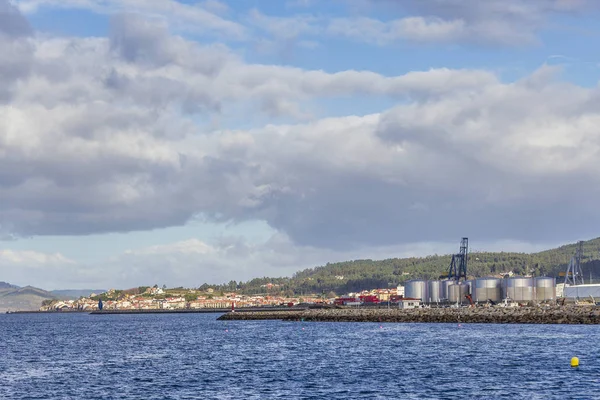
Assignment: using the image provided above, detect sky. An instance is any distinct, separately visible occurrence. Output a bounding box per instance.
[1,0,600,290]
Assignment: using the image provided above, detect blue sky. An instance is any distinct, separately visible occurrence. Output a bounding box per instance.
[23,0,600,82]
[2,0,600,289]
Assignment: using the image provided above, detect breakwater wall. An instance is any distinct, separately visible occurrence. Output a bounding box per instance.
[217,306,600,324]
[91,309,228,315]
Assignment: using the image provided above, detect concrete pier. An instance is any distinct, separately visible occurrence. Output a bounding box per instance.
[90,306,307,315]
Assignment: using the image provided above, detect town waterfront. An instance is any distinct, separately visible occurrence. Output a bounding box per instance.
[1,313,599,399]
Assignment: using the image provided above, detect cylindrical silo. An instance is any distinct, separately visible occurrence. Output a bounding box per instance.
[405,279,428,301]
[474,277,502,303]
[466,280,475,297]
[441,280,453,301]
[427,280,442,303]
[448,283,470,304]
[504,277,534,302]
[534,277,556,301]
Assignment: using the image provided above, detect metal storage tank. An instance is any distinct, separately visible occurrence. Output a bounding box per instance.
[534,277,556,301]
[441,280,454,301]
[466,280,475,297]
[504,277,534,302]
[427,280,442,303]
[474,278,502,303]
[448,283,470,304]
[405,279,428,301]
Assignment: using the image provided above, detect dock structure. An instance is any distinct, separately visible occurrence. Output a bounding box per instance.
[90,309,228,314]
[6,306,307,315]
[88,306,307,315]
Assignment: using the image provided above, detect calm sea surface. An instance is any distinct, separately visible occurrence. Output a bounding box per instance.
[0,313,599,399]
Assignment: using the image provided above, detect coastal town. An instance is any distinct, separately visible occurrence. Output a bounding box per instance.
[40,285,407,312]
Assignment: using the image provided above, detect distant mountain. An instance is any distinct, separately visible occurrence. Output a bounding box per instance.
[51,289,106,299]
[0,285,57,312]
[0,282,19,290]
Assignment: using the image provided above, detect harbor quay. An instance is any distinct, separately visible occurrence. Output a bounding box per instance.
[86,306,305,315]
[217,305,600,324]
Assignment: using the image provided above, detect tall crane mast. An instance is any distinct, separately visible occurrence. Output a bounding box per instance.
[565,241,585,286]
[448,237,468,282]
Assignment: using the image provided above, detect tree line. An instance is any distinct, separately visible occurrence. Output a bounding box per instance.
[201,237,600,296]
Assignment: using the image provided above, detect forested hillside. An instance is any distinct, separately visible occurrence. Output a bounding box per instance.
[205,238,600,296]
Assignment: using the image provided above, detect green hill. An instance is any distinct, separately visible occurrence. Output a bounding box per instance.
[207,237,600,296]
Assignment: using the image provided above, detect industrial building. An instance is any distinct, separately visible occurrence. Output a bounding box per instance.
[564,284,600,299]
[404,276,556,305]
[559,240,600,301]
[403,238,556,305]
[398,298,421,309]
[398,237,600,306]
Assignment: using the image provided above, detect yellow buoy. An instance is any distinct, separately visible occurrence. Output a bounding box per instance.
[571,357,579,367]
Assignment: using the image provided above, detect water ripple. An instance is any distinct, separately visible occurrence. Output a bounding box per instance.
[0,314,599,399]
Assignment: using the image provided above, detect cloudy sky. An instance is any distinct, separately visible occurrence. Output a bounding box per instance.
[1,0,600,290]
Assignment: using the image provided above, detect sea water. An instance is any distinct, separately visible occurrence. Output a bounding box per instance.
[0,313,598,399]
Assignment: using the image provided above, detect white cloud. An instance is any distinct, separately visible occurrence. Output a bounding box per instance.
[1,10,600,251]
[328,16,465,45]
[15,0,246,39]
[2,2,600,291]
[0,249,74,265]
[286,0,316,8]
[323,0,600,46]
[200,0,229,16]
[16,0,596,47]
[247,9,320,40]
[125,238,215,256]
[0,248,81,289]
[369,0,599,45]
[0,11,502,239]
[113,234,451,287]
[208,64,600,249]
[0,234,565,290]
[251,0,600,48]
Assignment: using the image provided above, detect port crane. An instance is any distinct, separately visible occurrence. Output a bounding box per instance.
[564,241,585,286]
[447,237,468,282]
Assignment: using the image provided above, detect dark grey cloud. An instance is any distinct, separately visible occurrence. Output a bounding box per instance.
[0,0,32,38]
[109,13,232,75]
[255,165,600,250]
[201,68,600,249]
[0,0,33,101]
[110,13,175,67]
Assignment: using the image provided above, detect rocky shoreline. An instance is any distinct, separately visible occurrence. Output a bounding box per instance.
[217,306,600,324]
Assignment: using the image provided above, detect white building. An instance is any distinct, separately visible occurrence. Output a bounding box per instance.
[555,283,565,298]
[399,298,421,309]
[564,284,600,299]
[397,285,405,296]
